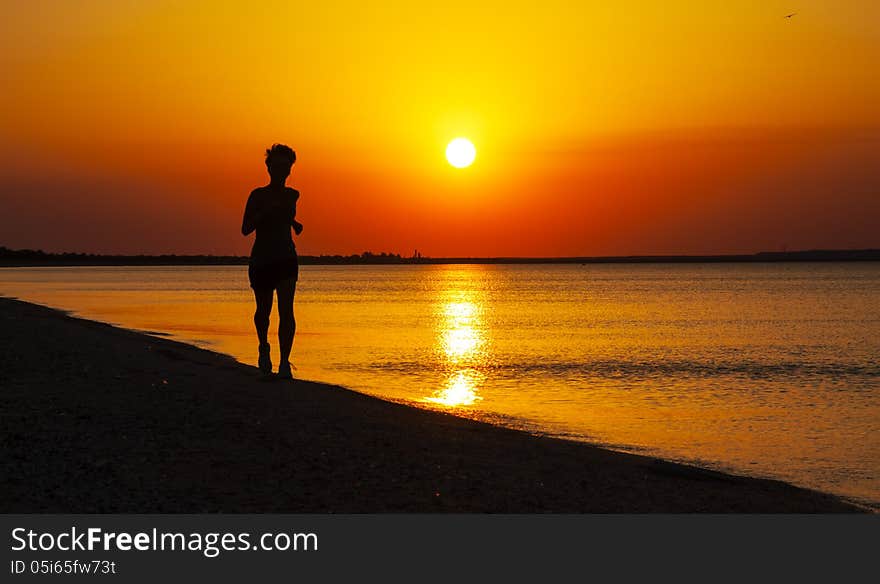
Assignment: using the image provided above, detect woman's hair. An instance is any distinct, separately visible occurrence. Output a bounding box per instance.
[265,143,296,165]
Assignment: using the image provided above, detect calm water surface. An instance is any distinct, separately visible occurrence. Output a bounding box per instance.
[2,263,878,505]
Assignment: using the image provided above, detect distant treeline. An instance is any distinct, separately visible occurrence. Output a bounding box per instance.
[1,246,878,266]
[0,247,411,266]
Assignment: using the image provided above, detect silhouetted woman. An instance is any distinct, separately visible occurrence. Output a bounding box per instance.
[241,144,303,379]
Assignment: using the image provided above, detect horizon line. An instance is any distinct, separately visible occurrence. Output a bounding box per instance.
[1,247,879,266]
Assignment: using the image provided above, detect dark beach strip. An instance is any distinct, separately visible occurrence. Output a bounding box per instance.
[0,297,864,512]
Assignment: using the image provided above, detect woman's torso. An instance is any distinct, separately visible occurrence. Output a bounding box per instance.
[249,186,297,266]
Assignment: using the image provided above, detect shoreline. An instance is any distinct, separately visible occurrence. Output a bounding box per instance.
[2,248,879,267]
[0,296,867,512]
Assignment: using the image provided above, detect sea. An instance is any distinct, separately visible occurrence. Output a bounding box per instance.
[2,262,878,506]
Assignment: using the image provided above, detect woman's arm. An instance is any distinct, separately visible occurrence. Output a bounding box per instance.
[289,189,303,235]
[241,190,263,236]
[242,189,286,235]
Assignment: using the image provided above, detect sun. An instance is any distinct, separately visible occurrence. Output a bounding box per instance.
[446,137,476,168]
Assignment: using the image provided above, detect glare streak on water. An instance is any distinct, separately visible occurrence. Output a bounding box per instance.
[1,262,878,505]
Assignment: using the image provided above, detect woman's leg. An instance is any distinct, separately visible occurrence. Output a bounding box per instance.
[276,277,297,366]
[252,287,274,346]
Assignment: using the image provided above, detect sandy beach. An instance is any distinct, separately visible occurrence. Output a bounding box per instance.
[0,296,863,512]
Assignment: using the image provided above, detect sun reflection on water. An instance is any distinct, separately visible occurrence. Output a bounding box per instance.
[426,370,485,407]
[441,301,482,358]
[425,272,491,408]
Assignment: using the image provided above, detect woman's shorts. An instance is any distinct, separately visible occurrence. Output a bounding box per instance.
[248,256,299,290]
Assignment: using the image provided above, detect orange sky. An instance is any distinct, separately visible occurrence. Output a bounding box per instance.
[1,1,878,256]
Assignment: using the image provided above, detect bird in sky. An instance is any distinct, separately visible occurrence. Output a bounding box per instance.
[785,13,797,18]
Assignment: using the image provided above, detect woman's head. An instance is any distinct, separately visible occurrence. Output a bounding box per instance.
[265,143,296,181]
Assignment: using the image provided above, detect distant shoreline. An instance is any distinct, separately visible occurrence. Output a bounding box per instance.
[1,247,878,267]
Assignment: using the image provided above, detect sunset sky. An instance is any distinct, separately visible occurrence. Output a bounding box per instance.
[1,0,878,257]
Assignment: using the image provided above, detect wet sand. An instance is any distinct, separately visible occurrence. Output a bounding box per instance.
[0,297,863,512]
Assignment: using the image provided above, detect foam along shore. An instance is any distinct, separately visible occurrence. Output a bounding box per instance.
[0,297,864,512]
